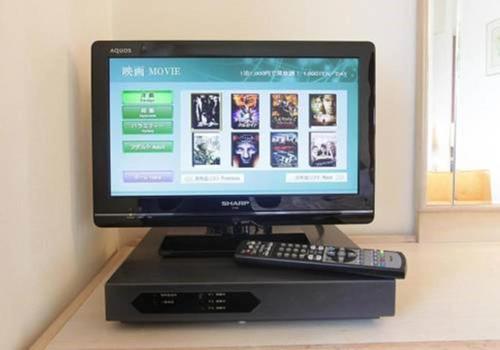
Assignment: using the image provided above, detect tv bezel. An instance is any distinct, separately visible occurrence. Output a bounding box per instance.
[92,41,375,227]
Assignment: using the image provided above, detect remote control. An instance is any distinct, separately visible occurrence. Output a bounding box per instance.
[234,240,406,279]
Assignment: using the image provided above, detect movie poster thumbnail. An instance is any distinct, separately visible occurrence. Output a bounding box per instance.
[270,94,298,129]
[231,94,259,129]
[191,93,221,129]
[271,132,298,168]
[232,133,259,168]
[192,133,221,166]
[309,132,337,167]
[309,94,337,127]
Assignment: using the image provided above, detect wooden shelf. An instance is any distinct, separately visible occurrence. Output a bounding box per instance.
[31,241,500,349]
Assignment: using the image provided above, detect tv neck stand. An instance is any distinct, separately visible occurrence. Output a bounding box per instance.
[155,225,354,258]
[157,224,308,257]
[206,221,272,236]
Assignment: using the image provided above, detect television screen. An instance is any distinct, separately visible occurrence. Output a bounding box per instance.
[92,42,374,226]
[109,57,359,196]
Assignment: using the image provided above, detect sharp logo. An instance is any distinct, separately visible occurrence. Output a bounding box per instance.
[109,48,132,54]
[221,200,250,208]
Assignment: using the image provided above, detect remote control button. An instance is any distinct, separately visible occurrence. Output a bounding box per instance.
[310,245,316,250]
[326,248,336,257]
[299,254,306,259]
[315,255,322,261]
[318,246,324,251]
[301,244,308,249]
[284,253,290,258]
[291,253,298,259]
[307,254,314,260]
[277,252,283,258]
[344,249,357,263]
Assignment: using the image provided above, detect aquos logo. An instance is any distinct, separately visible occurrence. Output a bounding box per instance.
[221,200,251,208]
[109,48,132,54]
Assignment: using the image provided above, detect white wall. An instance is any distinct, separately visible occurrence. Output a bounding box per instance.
[112,0,418,235]
[455,0,500,202]
[0,1,116,349]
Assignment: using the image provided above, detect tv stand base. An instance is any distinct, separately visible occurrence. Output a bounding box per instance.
[157,224,309,257]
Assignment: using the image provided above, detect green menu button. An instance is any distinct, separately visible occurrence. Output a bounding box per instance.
[122,120,173,134]
[122,105,173,119]
[123,141,173,153]
[122,90,173,105]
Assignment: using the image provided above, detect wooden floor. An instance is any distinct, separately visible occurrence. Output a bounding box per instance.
[157,343,500,350]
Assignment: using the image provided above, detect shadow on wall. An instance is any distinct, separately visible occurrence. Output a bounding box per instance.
[67,51,117,262]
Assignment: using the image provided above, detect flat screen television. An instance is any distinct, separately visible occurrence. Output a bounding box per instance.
[92,41,375,234]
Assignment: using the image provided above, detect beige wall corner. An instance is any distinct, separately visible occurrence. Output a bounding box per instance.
[0,1,115,349]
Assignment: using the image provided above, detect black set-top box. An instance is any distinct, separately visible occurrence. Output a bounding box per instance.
[105,230,395,322]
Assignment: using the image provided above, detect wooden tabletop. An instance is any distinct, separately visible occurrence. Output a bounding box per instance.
[31,240,500,350]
